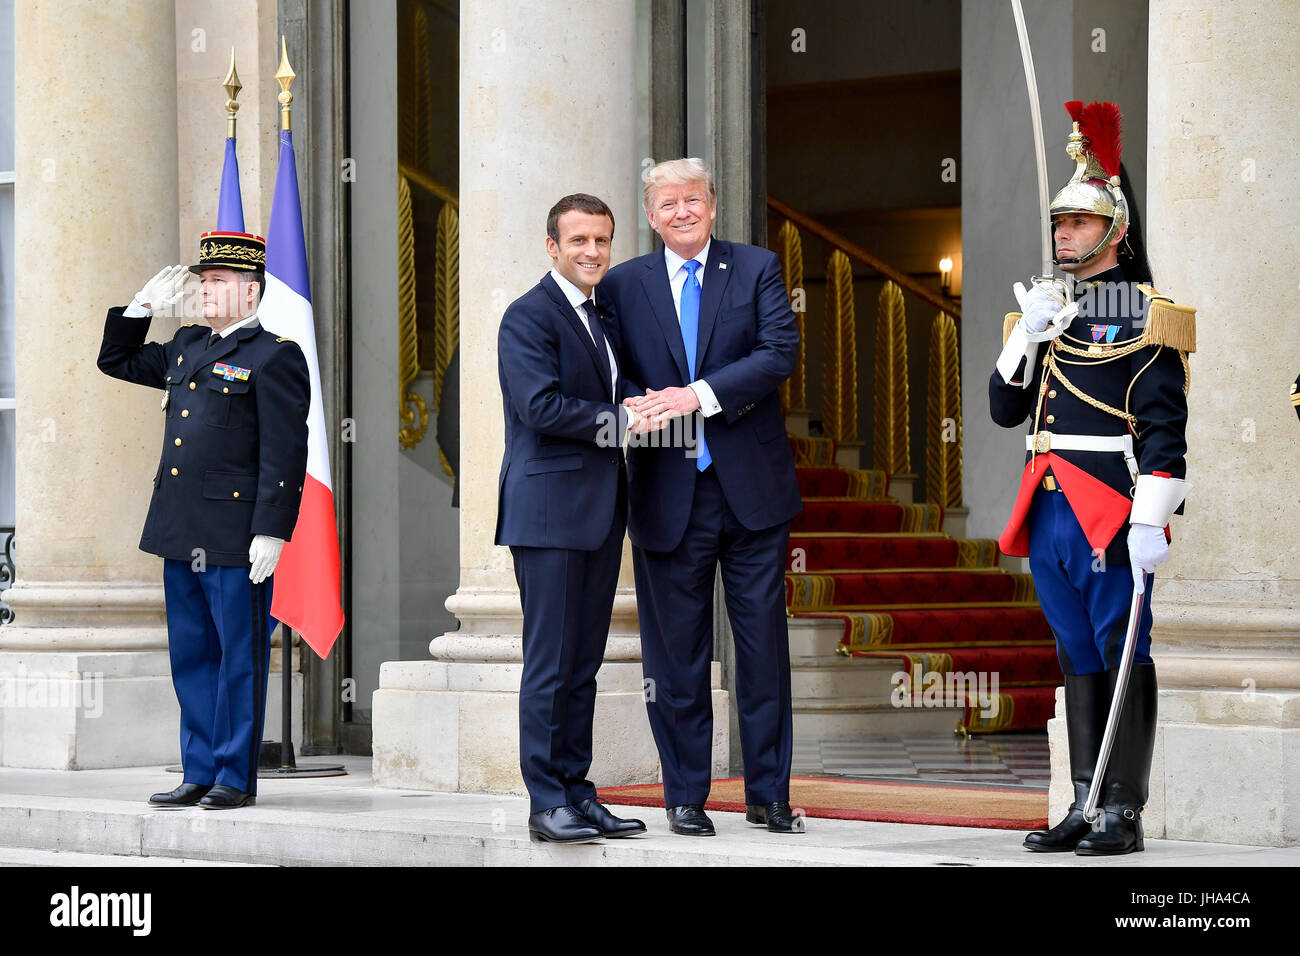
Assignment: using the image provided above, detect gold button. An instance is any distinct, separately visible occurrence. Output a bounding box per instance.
[189,382,196,390]
[233,491,240,498]
[1048,389,1057,399]
[223,386,229,394]
[170,467,179,476]
[174,437,182,446]
[1046,414,1056,424]
[181,409,189,418]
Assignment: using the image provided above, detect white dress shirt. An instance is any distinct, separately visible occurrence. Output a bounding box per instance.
[662,241,723,417]
[549,267,618,403]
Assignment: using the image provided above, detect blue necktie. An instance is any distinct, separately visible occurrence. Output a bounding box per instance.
[680,260,711,471]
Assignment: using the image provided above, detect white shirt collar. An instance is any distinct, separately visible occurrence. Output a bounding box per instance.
[664,238,711,278]
[549,268,592,309]
[211,313,261,339]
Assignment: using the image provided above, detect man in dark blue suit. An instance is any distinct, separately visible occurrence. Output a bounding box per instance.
[598,159,804,835]
[495,194,650,844]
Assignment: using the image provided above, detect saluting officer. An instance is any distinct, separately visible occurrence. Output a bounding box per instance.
[990,102,1195,855]
[98,231,310,810]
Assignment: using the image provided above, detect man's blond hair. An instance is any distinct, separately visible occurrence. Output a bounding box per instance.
[643,158,716,212]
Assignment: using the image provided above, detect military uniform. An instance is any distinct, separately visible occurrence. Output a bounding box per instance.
[990,101,1194,855]
[97,232,309,804]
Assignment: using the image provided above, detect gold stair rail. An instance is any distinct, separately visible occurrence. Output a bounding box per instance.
[926,310,963,509]
[767,194,960,320]
[433,203,460,476]
[874,281,910,474]
[822,250,857,443]
[775,220,807,411]
[397,174,429,450]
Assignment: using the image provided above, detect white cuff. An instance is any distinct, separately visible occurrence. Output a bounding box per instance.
[689,379,722,417]
[995,320,1039,388]
[123,299,151,318]
[1130,474,1189,527]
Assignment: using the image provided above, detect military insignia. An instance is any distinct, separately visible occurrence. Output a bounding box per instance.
[276,337,294,344]
[1090,324,1121,344]
[177,355,183,365]
[161,391,169,411]
[212,362,251,381]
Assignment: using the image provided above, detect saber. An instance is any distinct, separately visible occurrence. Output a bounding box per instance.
[1011,0,1052,277]
[1083,573,1146,824]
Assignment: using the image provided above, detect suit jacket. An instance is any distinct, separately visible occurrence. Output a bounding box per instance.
[599,238,802,552]
[495,272,628,551]
[97,307,311,567]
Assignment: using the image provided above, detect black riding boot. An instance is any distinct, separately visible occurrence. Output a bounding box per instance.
[1075,661,1158,856]
[1024,670,1110,851]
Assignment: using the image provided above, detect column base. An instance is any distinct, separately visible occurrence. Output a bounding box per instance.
[0,642,301,771]
[371,658,729,793]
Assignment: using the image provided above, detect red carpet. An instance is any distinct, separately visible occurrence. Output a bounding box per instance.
[598,777,1048,829]
[787,459,1061,732]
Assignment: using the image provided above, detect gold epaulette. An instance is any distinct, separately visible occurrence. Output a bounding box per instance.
[276,336,295,344]
[1002,312,1022,346]
[1138,285,1196,353]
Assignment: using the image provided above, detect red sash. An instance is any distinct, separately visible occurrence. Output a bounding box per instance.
[998,452,1133,558]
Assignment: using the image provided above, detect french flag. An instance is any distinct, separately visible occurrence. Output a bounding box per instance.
[259,128,345,659]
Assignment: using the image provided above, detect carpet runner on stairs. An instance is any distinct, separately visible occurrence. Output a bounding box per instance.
[786,436,1060,733]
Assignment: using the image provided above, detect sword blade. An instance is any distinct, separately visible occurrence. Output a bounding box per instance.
[1010,0,1053,277]
[1083,577,1145,823]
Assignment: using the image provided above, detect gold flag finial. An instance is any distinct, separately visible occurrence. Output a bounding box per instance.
[275,35,295,131]
[223,47,242,138]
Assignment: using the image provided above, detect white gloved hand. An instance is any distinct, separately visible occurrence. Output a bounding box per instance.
[1013,280,1078,338]
[132,264,189,312]
[249,534,285,584]
[1126,523,1169,594]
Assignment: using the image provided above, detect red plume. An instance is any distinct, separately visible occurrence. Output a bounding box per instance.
[1079,101,1124,179]
[1064,100,1085,123]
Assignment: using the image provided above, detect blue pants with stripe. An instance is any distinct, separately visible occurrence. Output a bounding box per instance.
[1028,489,1153,676]
[162,559,275,793]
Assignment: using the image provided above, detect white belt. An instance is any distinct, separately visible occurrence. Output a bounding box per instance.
[1027,431,1139,484]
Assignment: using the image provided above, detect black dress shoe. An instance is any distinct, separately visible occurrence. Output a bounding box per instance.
[148,782,212,808]
[199,784,256,809]
[576,798,646,837]
[528,806,604,844]
[745,801,805,833]
[665,804,715,836]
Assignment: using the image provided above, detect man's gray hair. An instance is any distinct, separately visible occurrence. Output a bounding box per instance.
[643,158,716,212]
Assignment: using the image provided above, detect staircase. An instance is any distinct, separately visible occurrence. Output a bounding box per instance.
[785,435,1060,740]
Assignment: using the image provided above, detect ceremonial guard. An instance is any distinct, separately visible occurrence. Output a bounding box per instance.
[990,102,1195,855]
[98,232,310,809]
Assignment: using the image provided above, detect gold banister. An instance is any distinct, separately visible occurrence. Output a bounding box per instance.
[873,281,910,475]
[926,310,963,508]
[822,250,857,443]
[775,220,807,411]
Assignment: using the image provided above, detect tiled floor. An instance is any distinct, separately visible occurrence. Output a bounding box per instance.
[792,733,1052,790]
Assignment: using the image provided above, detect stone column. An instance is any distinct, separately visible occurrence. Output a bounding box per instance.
[372,1,728,792]
[1141,0,1299,846]
[0,0,182,768]
[1048,2,1300,845]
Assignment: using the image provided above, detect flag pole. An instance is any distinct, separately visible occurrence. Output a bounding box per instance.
[260,37,343,780]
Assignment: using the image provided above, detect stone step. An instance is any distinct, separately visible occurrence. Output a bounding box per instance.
[788,617,847,657]
[790,655,900,703]
[793,696,963,740]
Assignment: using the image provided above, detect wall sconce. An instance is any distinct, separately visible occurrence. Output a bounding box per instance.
[939,256,953,295]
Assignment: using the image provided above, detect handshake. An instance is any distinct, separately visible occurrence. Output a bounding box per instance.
[622,386,702,435]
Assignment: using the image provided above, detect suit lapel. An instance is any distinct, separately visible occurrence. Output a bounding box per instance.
[541,273,608,388]
[694,238,732,372]
[640,253,690,383]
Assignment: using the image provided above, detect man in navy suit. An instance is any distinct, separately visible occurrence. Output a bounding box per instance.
[495,194,651,843]
[598,159,804,835]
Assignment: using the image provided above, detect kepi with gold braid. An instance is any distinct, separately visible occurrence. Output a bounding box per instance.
[188,230,266,274]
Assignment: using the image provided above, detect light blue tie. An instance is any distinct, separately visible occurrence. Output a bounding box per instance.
[680,260,711,472]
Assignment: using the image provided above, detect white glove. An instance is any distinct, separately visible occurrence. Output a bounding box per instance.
[1013,280,1078,338]
[1126,523,1169,594]
[249,534,285,584]
[132,264,189,313]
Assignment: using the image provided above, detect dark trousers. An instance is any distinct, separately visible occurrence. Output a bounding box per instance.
[162,559,275,794]
[1029,489,1154,675]
[632,466,793,807]
[510,476,627,813]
